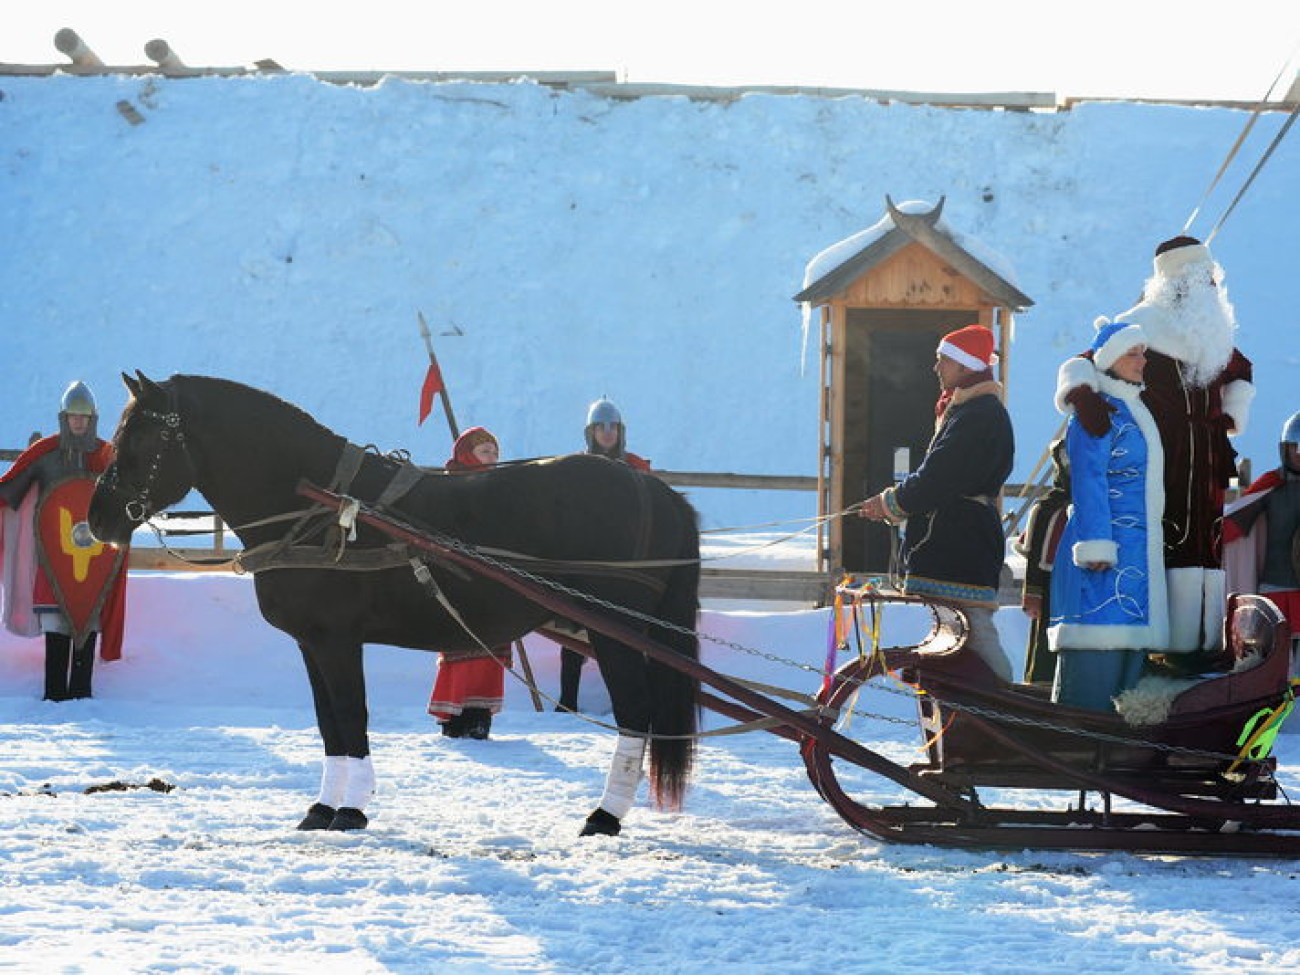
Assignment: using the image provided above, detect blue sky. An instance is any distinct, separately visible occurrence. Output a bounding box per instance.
[8,1,1300,101]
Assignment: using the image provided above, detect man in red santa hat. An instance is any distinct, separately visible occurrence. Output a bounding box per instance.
[1055,236,1254,662]
[861,323,1015,680]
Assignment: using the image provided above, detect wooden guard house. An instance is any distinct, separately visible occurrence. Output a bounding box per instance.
[794,197,1033,577]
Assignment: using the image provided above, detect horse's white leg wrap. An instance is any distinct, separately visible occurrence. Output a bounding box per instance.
[317,755,349,808]
[598,734,647,819]
[340,755,376,811]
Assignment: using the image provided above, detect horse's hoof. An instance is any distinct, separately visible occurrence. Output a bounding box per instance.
[296,803,336,830]
[579,808,621,837]
[328,807,369,831]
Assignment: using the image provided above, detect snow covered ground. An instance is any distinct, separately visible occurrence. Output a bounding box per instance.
[3,568,1300,973]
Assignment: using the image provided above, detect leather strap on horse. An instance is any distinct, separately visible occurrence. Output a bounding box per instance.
[374,461,425,509]
[236,442,428,574]
[238,542,415,574]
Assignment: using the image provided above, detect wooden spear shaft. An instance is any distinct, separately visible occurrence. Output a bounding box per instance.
[417,313,542,704]
[418,311,460,441]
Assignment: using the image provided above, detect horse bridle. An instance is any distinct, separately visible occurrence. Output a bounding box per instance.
[101,406,188,524]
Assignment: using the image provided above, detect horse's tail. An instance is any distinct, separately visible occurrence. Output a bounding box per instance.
[646,501,701,811]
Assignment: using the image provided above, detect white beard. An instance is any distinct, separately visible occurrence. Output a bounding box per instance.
[1117,262,1238,387]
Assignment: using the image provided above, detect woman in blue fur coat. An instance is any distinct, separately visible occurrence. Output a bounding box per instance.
[1049,320,1169,711]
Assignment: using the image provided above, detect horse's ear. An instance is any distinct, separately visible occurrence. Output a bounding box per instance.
[131,370,167,406]
[121,372,141,398]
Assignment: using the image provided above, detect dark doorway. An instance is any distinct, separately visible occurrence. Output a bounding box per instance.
[839,308,980,573]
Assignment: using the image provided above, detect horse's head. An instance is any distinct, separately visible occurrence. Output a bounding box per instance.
[89,371,198,546]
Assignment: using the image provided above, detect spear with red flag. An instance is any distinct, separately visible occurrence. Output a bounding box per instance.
[417,311,459,439]
[415,311,544,711]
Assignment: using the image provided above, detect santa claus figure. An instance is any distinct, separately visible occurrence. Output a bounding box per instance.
[1055,236,1254,656]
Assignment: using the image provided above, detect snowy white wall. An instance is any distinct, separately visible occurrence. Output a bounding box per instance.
[2,74,1296,526]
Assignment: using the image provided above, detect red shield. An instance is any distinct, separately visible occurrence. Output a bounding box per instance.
[35,476,126,644]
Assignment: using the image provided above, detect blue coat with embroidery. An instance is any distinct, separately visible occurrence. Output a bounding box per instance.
[1049,374,1169,650]
[887,383,1014,607]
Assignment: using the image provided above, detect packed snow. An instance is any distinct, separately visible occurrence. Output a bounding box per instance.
[2,72,1300,973]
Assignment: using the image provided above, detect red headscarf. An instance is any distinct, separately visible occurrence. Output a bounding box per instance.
[447,426,498,471]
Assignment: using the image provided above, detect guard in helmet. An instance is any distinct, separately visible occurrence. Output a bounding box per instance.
[0,381,130,700]
[1224,412,1300,672]
[583,398,650,472]
[556,398,653,713]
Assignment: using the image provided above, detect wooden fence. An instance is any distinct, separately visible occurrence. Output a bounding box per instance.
[0,448,1254,603]
[0,449,1031,603]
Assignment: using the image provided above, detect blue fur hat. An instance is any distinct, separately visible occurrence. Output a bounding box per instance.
[1090,318,1146,372]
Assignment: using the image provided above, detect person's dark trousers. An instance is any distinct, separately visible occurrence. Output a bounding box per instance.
[557,648,584,711]
[44,633,71,701]
[67,633,96,699]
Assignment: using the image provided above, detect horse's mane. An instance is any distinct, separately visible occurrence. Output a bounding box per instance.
[169,374,344,445]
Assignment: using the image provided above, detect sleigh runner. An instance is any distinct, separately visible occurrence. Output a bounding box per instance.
[297,479,1300,857]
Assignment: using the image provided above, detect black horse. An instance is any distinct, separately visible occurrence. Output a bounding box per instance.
[88,372,700,836]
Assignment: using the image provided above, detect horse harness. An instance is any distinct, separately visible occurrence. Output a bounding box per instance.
[236,442,674,599]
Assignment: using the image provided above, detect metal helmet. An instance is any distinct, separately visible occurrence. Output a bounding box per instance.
[1281,412,1300,470]
[586,398,622,428]
[60,380,97,416]
[584,398,626,456]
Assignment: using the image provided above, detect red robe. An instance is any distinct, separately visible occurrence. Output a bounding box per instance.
[0,436,127,660]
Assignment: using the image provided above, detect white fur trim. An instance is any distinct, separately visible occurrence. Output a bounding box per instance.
[1114,675,1200,727]
[1072,539,1118,567]
[317,755,349,808]
[1050,621,1166,650]
[340,755,376,811]
[1054,355,1099,414]
[1221,378,1255,436]
[1092,324,1147,372]
[1154,243,1212,278]
[1167,568,1224,652]
[938,340,991,372]
[598,734,646,819]
[1202,569,1226,652]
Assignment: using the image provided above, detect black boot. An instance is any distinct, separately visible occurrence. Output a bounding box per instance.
[440,713,466,738]
[463,708,492,740]
[67,633,96,700]
[43,633,71,702]
[556,648,583,712]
